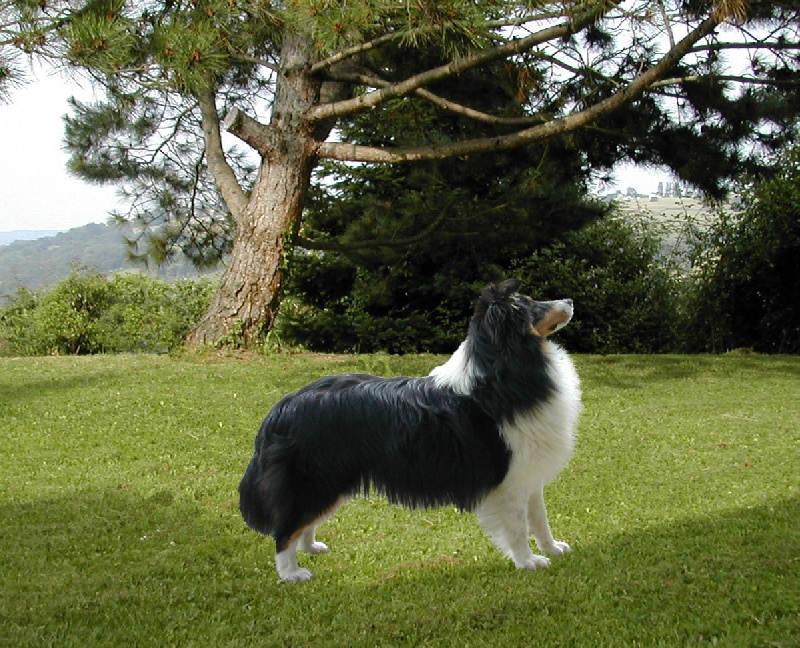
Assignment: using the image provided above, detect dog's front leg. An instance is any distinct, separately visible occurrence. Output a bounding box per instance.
[527,483,570,556]
[478,491,551,570]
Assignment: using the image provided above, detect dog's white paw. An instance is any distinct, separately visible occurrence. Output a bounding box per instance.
[515,554,551,570]
[542,540,571,556]
[280,567,313,583]
[304,541,330,555]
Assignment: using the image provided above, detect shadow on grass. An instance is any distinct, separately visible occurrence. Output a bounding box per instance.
[2,489,797,647]
[0,370,117,407]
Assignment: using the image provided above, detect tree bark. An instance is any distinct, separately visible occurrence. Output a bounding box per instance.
[186,36,320,347]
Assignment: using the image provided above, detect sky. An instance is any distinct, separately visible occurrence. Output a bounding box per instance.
[0,65,123,233]
[0,65,669,235]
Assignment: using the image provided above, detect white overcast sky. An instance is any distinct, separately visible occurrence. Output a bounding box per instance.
[0,64,667,234]
[0,65,122,233]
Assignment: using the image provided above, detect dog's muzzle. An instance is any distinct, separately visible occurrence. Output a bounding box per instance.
[532,299,573,337]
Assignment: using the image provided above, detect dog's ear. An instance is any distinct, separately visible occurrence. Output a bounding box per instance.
[480,279,520,305]
[497,278,521,297]
[472,279,523,345]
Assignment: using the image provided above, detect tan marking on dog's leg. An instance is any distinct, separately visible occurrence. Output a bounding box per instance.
[293,496,350,554]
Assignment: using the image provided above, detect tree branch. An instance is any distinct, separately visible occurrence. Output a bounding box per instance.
[310,30,425,74]
[222,105,273,154]
[652,74,800,88]
[326,69,546,126]
[657,0,676,49]
[317,14,723,163]
[691,41,800,53]
[413,87,547,125]
[229,52,280,74]
[308,3,617,122]
[196,86,249,220]
[295,210,449,252]
[309,16,559,75]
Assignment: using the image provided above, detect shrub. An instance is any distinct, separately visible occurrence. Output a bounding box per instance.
[681,148,800,353]
[512,215,682,353]
[281,213,683,354]
[1,270,114,355]
[279,257,481,354]
[0,268,216,355]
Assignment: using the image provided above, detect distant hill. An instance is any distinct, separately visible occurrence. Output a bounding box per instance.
[0,230,61,246]
[0,222,216,295]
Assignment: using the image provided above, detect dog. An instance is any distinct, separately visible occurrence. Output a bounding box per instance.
[238,279,581,582]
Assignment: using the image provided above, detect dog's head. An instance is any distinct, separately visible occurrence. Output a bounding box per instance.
[472,279,573,346]
[431,279,573,396]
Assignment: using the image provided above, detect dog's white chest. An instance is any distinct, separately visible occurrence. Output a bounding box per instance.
[502,341,581,481]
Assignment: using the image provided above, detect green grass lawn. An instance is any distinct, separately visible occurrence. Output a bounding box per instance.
[1,352,798,647]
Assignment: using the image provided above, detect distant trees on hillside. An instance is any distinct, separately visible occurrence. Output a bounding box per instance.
[0,223,213,293]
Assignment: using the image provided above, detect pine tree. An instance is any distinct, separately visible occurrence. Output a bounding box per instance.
[1,0,798,346]
[287,50,605,352]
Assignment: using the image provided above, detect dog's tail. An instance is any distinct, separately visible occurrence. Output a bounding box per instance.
[238,453,276,536]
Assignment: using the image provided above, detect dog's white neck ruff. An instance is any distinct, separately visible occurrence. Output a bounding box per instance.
[430,338,581,482]
[429,340,481,395]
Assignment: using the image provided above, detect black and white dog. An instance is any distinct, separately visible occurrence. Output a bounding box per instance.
[239,279,581,582]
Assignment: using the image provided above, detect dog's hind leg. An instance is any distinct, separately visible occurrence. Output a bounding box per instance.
[275,497,349,581]
[477,490,551,570]
[275,523,316,582]
[527,483,570,556]
[298,526,330,555]
[275,539,313,583]
[297,495,348,556]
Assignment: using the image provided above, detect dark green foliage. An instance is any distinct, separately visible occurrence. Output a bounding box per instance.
[283,178,605,352]
[281,260,482,354]
[282,159,600,353]
[0,268,215,355]
[513,216,681,353]
[282,212,684,355]
[282,49,606,353]
[682,145,800,353]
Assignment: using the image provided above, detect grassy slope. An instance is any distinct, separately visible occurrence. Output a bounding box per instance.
[0,353,797,647]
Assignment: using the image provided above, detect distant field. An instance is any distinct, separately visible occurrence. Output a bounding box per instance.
[618,195,719,226]
[1,352,798,647]
[615,195,725,262]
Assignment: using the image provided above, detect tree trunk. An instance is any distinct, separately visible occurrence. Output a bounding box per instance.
[185,146,314,347]
[186,37,319,347]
